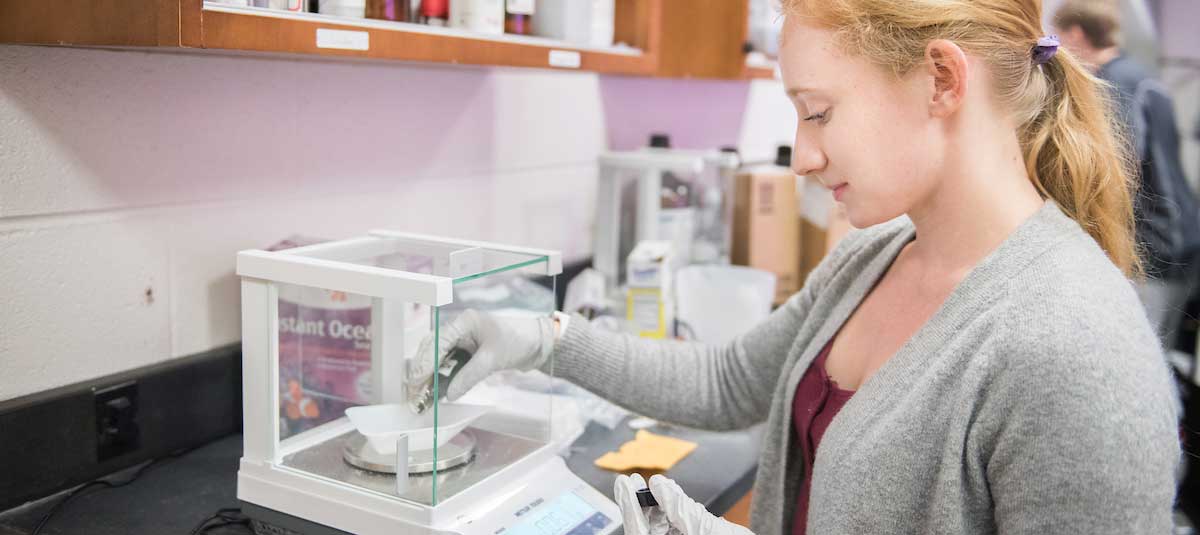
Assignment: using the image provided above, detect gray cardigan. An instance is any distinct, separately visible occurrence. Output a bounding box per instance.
[553,202,1180,534]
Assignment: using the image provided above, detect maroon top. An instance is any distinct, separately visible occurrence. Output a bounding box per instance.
[790,336,855,535]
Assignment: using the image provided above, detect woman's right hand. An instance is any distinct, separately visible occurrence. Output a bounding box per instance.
[404,309,557,411]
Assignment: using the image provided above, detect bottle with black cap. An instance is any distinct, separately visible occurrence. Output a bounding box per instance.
[649,133,691,210]
[774,144,792,168]
[649,132,671,149]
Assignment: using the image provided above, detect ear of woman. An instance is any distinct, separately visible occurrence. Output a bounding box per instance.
[922,39,969,118]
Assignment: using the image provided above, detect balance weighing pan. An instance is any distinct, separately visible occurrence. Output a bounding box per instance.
[345,402,490,455]
[342,430,477,474]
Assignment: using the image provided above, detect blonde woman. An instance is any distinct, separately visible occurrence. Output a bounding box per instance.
[409,0,1181,533]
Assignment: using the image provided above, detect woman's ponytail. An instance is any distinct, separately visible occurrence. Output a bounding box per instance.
[1021,51,1140,277]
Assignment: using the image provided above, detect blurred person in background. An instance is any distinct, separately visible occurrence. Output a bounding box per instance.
[1056,0,1200,348]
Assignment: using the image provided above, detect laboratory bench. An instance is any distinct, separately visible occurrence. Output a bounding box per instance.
[0,418,762,535]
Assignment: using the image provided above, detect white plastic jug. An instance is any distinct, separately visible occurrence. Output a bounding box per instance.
[675,265,776,345]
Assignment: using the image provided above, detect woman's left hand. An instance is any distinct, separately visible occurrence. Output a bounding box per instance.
[614,474,755,535]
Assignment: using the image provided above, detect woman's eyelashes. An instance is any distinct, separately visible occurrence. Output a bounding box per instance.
[804,109,830,124]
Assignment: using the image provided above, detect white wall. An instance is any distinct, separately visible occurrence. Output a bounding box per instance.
[0,45,795,402]
[1159,0,1200,189]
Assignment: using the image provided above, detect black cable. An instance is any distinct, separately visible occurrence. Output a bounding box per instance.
[31,447,193,535]
[190,507,251,535]
[201,518,253,533]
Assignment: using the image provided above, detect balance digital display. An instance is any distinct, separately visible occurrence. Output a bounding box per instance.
[505,492,613,535]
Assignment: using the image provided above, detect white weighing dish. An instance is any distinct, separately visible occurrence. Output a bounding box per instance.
[346,403,491,454]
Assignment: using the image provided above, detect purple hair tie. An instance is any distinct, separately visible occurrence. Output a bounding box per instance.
[1032,35,1059,65]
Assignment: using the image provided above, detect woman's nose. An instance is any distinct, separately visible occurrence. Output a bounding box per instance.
[791,140,826,177]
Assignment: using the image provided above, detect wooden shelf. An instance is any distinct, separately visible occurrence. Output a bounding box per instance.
[0,0,660,75]
[0,0,777,81]
[652,0,748,79]
[645,0,777,81]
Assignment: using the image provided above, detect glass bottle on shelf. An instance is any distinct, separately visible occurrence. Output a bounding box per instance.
[450,0,504,34]
[265,0,307,10]
[366,0,410,21]
[505,0,535,35]
[419,0,447,25]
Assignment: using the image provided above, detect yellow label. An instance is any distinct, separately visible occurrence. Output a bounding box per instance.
[626,288,666,338]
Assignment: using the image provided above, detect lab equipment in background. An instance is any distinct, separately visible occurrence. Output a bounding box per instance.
[533,0,615,47]
[648,135,698,276]
[675,265,775,345]
[732,145,800,306]
[320,0,366,18]
[626,241,675,339]
[692,147,741,265]
[366,0,410,21]
[236,233,619,535]
[450,0,505,34]
[595,142,732,290]
[504,0,535,35]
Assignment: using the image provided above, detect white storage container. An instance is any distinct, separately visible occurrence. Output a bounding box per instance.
[533,0,615,47]
[675,265,775,344]
[450,0,505,34]
[320,0,367,18]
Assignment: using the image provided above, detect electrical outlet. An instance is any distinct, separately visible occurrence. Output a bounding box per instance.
[94,381,140,461]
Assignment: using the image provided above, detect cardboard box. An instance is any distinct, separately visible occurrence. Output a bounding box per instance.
[799,177,853,284]
[732,168,800,305]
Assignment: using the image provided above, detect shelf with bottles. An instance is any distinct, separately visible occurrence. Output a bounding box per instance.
[0,0,660,75]
[0,0,794,80]
[738,0,780,80]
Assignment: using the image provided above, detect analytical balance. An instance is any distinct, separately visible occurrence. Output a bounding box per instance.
[236,231,620,535]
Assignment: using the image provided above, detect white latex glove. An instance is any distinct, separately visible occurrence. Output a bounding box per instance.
[405,309,556,406]
[614,473,671,535]
[616,474,755,535]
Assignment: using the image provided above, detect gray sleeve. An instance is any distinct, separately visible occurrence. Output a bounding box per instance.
[547,232,866,431]
[981,331,1180,534]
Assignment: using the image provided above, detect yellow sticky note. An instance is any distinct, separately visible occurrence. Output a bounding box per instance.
[594,430,698,472]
